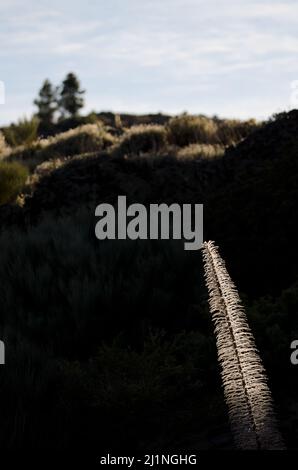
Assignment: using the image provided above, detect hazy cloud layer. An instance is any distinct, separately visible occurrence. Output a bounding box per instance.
[1,0,298,124]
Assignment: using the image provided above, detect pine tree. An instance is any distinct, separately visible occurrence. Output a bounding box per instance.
[58,73,85,118]
[34,79,57,125]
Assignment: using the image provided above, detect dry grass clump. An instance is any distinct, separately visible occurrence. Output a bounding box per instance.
[113,124,167,157]
[167,114,219,146]
[40,123,115,158]
[176,143,225,160]
[167,114,259,147]
[5,123,115,170]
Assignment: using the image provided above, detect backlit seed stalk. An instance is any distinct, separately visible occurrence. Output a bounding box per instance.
[202,241,285,450]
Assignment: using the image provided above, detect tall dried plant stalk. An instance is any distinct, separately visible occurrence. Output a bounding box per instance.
[202,241,285,450]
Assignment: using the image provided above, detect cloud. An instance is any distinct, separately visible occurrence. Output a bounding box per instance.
[54,43,85,55]
[0,0,298,124]
[1,0,298,71]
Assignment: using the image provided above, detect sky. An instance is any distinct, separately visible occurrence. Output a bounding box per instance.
[1,0,298,125]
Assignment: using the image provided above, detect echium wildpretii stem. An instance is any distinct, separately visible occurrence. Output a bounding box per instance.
[202,241,285,450]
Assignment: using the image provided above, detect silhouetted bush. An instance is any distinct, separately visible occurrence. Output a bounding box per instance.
[216,118,259,145]
[5,123,115,171]
[97,112,171,128]
[27,158,66,192]
[0,162,28,205]
[42,123,114,158]
[2,117,39,147]
[0,207,207,355]
[114,124,167,157]
[56,332,225,450]
[55,113,101,133]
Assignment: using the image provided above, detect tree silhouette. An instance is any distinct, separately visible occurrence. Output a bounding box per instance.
[58,72,85,118]
[34,79,57,125]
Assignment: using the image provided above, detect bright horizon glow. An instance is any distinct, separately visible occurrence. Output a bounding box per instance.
[1,0,298,126]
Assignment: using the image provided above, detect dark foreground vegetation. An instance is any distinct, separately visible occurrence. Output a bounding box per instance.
[0,107,297,450]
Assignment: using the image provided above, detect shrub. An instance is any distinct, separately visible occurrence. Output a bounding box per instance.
[34,158,65,178]
[114,124,167,157]
[0,132,9,157]
[4,142,45,173]
[216,119,259,145]
[167,114,219,146]
[57,331,220,450]
[0,206,207,354]
[114,114,123,129]
[177,143,225,160]
[41,123,115,158]
[168,115,259,147]
[51,113,102,135]
[27,158,66,190]
[2,117,39,147]
[0,162,28,205]
[6,123,115,169]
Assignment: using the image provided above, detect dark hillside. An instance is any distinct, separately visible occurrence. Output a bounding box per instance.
[22,111,298,297]
[0,111,296,449]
